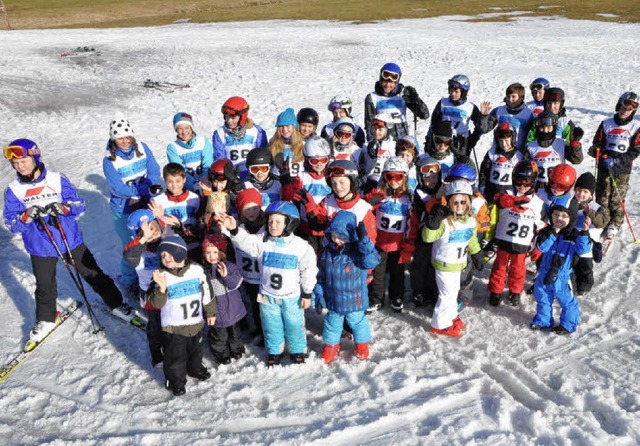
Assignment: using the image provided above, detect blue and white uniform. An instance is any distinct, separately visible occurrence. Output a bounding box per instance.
[213,124,268,180]
[166,135,214,191]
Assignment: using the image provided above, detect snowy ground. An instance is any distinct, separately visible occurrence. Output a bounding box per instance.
[1,15,639,445]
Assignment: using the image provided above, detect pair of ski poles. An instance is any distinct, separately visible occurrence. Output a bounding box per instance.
[35,206,104,334]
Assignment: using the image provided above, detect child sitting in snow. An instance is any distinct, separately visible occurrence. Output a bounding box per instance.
[315,211,380,364]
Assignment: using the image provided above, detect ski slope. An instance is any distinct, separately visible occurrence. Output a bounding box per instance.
[0,14,639,445]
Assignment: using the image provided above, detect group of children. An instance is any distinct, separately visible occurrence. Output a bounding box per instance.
[4,63,639,397]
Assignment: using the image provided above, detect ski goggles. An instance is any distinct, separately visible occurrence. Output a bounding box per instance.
[210,173,227,182]
[420,163,441,175]
[326,165,357,178]
[396,139,416,153]
[447,80,463,91]
[4,144,40,160]
[381,70,400,82]
[371,119,387,128]
[221,105,248,117]
[434,136,452,146]
[515,179,532,187]
[549,181,572,193]
[335,130,353,139]
[530,83,546,91]
[621,99,638,110]
[249,164,270,175]
[308,156,329,166]
[383,172,405,183]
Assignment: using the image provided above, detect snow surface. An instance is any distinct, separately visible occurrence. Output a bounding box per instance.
[1,16,639,445]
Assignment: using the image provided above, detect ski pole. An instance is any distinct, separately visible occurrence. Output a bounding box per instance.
[595,147,600,178]
[37,213,103,333]
[608,171,638,244]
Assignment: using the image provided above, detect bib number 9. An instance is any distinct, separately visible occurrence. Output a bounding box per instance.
[270,273,283,290]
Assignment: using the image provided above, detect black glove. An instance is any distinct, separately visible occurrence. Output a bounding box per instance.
[44,202,70,216]
[223,162,238,183]
[275,153,292,185]
[403,85,419,107]
[356,221,368,241]
[293,187,311,205]
[149,184,164,196]
[572,127,584,142]
[471,251,485,271]
[425,204,453,230]
[367,140,381,159]
[20,205,44,223]
[368,191,386,207]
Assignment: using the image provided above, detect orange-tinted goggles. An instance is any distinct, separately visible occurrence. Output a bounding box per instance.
[249,165,270,175]
[420,164,441,175]
[308,156,329,166]
[4,145,39,160]
[383,172,405,183]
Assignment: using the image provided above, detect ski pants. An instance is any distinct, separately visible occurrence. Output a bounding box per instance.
[242,282,262,335]
[433,269,462,330]
[532,273,580,332]
[207,322,244,362]
[145,308,164,366]
[488,248,527,295]
[163,331,206,389]
[368,249,404,307]
[260,295,306,356]
[112,211,138,288]
[410,242,438,305]
[573,256,594,295]
[596,172,629,228]
[323,310,370,345]
[31,243,123,323]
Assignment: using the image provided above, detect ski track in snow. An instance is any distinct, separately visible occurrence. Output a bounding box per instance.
[1,16,640,445]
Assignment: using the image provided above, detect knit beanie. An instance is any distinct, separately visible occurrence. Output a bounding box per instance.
[173,112,194,130]
[432,119,453,139]
[159,234,188,263]
[202,233,228,255]
[235,188,263,213]
[276,108,298,129]
[574,172,596,194]
[109,113,135,140]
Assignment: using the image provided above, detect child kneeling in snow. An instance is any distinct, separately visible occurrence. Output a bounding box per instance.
[315,211,380,364]
[202,234,247,365]
[151,235,216,396]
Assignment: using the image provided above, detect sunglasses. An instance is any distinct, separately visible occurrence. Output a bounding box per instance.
[381,70,400,82]
[396,140,416,152]
[452,200,468,206]
[4,145,40,160]
[515,179,532,187]
[308,156,329,166]
[530,83,546,91]
[335,130,353,139]
[326,165,356,177]
[383,172,405,183]
[622,99,639,110]
[372,119,387,128]
[249,165,270,175]
[420,164,441,174]
[434,136,451,146]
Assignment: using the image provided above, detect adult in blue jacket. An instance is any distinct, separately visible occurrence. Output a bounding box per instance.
[315,210,381,364]
[3,139,127,344]
[102,115,161,294]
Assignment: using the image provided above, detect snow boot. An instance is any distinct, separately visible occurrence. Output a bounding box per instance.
[230,346,245,360]
[391,298,404,313]
[431,324,462,337]
[266,353,283,367]
[365,303,382,314]
[412,293,426,307]
[188,368,211,381]
[452,317,465,330]
[355,343,369,361]
[529,323,545,331]
[29,320,57,344]
[165,380,186,397]
[509,293,521,306]
[552,325,571,335]
[321,344,340,364]
[111,303,136,322]
[290,353,307,364]
[489,292,501,306]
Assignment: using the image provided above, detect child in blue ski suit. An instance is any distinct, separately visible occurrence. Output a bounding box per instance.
[531,198,591,334]
[315,211,380,364]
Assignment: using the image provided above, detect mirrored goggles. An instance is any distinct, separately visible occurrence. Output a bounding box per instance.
[381,70,399,82]
[420,164,441,175]
[383,172,405,183]
[308,156,329,166]
[335,130,353,139]
[4,145,40,160]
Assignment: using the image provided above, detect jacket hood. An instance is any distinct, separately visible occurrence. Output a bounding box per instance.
[325,210,358,243]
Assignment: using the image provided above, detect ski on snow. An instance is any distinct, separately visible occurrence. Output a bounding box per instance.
[0,300,83,384]
[143,79,190,92]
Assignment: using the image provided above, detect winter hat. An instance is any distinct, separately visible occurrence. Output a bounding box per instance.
[276,108,298,129]
[158,234,188,263]
[574,172,596,195]
[109,113,135,140]
[432,119,453,139]
[550,196,580,231]
[173,112,194,130]
[235,188,263,213]
[202,233,228,255]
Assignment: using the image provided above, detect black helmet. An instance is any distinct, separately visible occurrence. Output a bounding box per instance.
[246,148,273,167]
[535,111,558,143]
[325,159,359,193]
[616,91,638,118]
[296,107,319,127]
[544,87,565,106]
[512,160,539,189]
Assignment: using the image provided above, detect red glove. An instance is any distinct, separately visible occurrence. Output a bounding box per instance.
[529,247,542,262]
[398,250,412,264]
[497,194,515,209]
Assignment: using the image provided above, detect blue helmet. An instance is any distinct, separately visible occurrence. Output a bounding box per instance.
[127,209,156,236]
[529,77,550,92]
[448,75,470,102]
[380,63,402,82]
[447,163,478,184]
[4,138,42,166]
[265,200,300,236]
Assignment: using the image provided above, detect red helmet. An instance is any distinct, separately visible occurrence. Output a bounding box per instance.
[209,158,233,181]
[548,164,576,191]
[221,96,250,126]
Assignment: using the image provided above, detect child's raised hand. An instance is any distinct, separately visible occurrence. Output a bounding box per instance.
[214,212,237,231]
[148,201,165,219]
[153,269,167,293]
[199,178,212,193]
[140,220,160,243]
[583,215,592,231]
[161,214,181,228]
[216,261,228,278]
[480,101,492,115]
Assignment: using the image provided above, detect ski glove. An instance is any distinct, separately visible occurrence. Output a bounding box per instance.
[471,251,485,271]
[602,155,617,170]
[275,153,292,185]
[425,204,453,230]
[367,140,381,159]
[20,205,44,224]
[44,202,70,216]
[368,191,386,207]
[356,221,368,241]
[293,187,312,206]
[572,127,584,142]
[498,194,530,209]
[149,184,164,197]
[398,250,412,265]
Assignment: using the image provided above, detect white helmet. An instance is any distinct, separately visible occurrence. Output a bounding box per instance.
[444,179,473,198]
[333,117,356,134]
[372,113,392,128]
[328,95,353,116]
[383,156,409,174]
[304,135,331,158]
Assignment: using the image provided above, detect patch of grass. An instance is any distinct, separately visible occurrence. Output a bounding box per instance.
[0,0,637,29]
